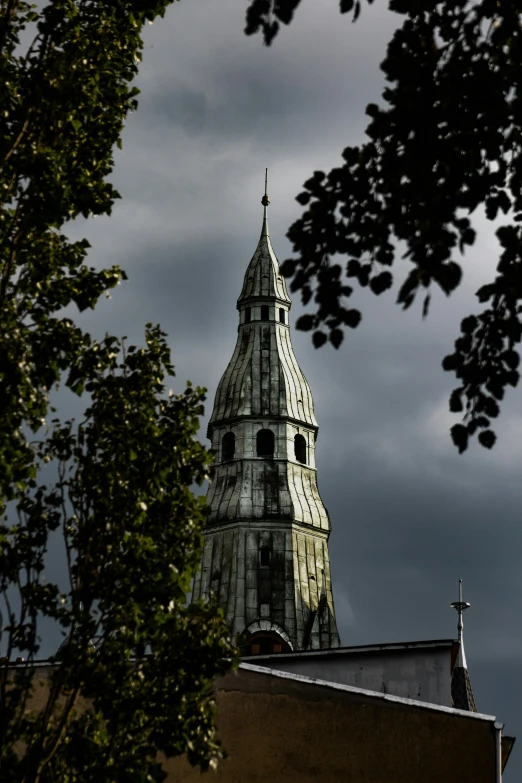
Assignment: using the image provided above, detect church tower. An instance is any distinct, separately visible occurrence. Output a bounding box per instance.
[192,175,340,654]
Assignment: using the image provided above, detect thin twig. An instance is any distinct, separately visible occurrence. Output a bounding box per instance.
[3,111,33,165]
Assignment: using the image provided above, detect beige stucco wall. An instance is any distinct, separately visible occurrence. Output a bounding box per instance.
[165,687,495,783]
[16,664,498,782]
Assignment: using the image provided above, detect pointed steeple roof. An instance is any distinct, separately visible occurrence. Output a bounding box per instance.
[450,579,477,712]
[209,172,318,431]
[237,169,291,306]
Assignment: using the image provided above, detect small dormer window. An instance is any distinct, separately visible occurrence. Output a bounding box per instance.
[245,307,251,324]
[260,547,270,567]
[279,308,285,324]
[294,433,307,464]
[261,305,269,321]
[222,432,235,461]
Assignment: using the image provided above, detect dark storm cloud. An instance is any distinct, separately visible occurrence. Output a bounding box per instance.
[52,0,522,775]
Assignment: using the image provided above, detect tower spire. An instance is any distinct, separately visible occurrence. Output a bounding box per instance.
[450,579,477,711]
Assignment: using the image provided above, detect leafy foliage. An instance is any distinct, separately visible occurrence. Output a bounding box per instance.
[0,0,187,507]
[1,0,236,779]
[245,0,522,452]
[1,328,235,782]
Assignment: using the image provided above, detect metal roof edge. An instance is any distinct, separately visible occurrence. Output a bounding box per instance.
[245,638,457,661]
[238,661,497,722]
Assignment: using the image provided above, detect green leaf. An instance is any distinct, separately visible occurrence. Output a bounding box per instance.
[329,328,344,348]
[460,316,477,334]
[478,429,496,449]
[280,258,297,278]
[369,271,393,295]
[449,388,464,413]
[343,309,362,328]
[339,0,355,14]
[312,330,327,348]
[296,314,316,332]
[450,424,468,454]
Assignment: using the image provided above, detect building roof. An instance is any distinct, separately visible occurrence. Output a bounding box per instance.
[247,638,458,661]
[208,198,318,430]
[242,637,483,715]
[237,211,291,306]
[451,666,477,712]
[233,661,496,721]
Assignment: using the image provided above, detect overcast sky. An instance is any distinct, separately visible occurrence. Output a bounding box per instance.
[53,0,521,775]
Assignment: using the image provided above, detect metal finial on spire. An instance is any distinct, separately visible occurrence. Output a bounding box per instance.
[451,578,470,641]
[261,168,270,208]
[451,578,471,669]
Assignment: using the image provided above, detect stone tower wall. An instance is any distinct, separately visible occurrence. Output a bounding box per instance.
[192,525,339,650]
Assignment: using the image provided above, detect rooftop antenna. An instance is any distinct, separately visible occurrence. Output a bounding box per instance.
[451,578,470,668]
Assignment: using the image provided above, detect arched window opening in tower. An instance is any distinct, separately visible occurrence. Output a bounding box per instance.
[279,308,285,324]
[257,429,274,458]
[242,631,292,656]
[245,307,251,324]
[294,433,307,464]
[259,547,270,567]
[260,304,269,321]
[222,431,235,461]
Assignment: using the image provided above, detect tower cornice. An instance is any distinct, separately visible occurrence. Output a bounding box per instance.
[201,518,332,539]
[207,414,319,440]
[237,294,292,309]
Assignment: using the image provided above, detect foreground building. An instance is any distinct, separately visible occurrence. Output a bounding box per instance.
[166,661,514,783]
[27,649,514,783]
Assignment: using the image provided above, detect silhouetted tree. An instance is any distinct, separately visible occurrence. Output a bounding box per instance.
[245,0,522,453]
[0,2,236,779]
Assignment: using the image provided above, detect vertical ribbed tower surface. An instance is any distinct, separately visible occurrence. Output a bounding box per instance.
[192,175,340,654]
